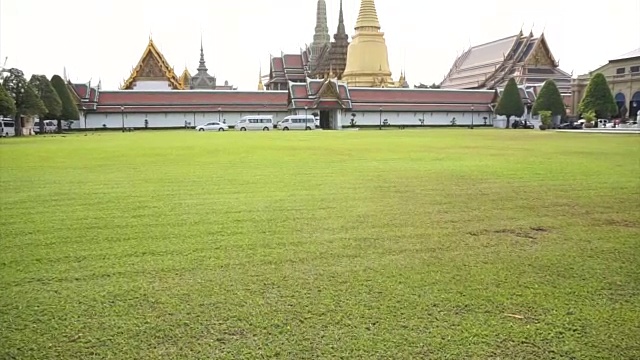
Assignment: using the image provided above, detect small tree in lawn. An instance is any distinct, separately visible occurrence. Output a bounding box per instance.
[2,68,47,136]
[495,78,524,129]
[0,83,17,121]
[50,75,79,131]
[538,110,552,130]
[578,73,617,119]
[29,75,62,134]
[532,80,565,125]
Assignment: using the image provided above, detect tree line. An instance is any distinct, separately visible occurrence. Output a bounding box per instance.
[495,73,618,128]
[0,68,79,136]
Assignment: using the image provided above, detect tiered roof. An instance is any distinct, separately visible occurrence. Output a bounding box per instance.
[121,38,183,90]
[441,31,571,93]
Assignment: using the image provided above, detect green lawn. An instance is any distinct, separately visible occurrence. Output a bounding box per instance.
[1,129,639,359]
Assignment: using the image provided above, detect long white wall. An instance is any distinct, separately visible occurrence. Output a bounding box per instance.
[83,109,495,129]
[340,110,494,126]
[85,111,292,129]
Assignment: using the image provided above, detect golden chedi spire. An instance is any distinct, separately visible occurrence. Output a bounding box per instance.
[258,66,264,91]
[342,0,393,87]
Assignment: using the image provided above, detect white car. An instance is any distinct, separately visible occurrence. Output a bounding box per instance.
[196,121,228,132]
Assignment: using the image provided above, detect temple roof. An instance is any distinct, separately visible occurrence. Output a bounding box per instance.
[94,90,289,113]
[440,31,569,91]
[122,38,183,90]
[348,88,495,112]
[179,68,191,89]
[190,41,217,89]
[611,48,640,61]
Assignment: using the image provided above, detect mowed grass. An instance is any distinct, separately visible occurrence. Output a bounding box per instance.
[0,129,639,359]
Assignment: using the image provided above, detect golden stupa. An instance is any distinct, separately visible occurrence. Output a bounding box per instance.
[341,0,394,87]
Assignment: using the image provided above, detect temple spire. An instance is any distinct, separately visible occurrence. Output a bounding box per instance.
[198,36,207,72]
[313,0,330,44]
[337,0,346,36]
[310,0,330,65]
[258,65,264,90]
[354,0,381,30]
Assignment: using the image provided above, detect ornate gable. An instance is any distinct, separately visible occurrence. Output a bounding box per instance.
[121,38,183,90]
[525,35,557,67]
[316,79,340,99]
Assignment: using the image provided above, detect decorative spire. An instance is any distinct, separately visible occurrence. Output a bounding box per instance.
[313,0,330,44]
[354,0,381,30]
[337,0,346,35]
[198,36,207,72]
[258,65,264,90]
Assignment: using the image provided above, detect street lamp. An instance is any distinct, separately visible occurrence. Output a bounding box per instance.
[470,104,474,129]
[218,107,222,123]
[120,106,125,132]
[304,106,308,130]
[379,107,382,130]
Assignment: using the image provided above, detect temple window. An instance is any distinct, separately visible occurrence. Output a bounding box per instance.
[616,68,625,74]
[631,66,640,73]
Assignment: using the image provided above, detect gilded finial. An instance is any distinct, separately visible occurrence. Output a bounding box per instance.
[258,64,264,90]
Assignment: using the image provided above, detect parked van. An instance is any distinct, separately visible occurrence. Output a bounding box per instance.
[235,115,273,131]
[1,118,15,137]
[33,120,57,134]
[278,115,316,130]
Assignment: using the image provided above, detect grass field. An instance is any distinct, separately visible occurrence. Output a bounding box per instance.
[1,129,639,359]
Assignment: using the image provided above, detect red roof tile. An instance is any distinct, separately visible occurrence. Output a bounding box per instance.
[95,91,289,112]
[271,57,284,73]
[349,88,495,104]
[283,54,303,69]
[353,104,492,112]
[73,84,88,98]
[291,84,309,98]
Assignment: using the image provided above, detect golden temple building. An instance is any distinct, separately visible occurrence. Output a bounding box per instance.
[341,0,394,87]
[121,38,184,90]
[121,37,236,91]
[264,0,405,90]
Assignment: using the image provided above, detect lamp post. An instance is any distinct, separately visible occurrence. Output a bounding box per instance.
[304,106,308,130]
[379,107,382,130]
[120,106,125,132]
[218,107,221,123]
[470,105,474,129]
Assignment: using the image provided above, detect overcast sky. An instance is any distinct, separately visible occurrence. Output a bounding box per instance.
[1,0,639,90]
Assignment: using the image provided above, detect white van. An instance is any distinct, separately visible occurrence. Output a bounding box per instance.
[33,120,57,134]
[1,118,15,137]
[278,115,316,130]
[235,115,273,131]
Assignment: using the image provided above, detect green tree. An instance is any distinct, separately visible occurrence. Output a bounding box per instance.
[2,68,46,136]
[495,78,524,128]
[50,75,79,131]
[0,83,17,119]
[578,73,617,118]
[532,80,565,120]
[29,75,62,133]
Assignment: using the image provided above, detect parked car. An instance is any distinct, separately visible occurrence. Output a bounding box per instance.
[196,121,228,132]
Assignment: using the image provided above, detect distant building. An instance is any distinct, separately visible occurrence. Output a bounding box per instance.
[571,48,640,118]
[264,0,408,90]
[120,37,236,91]
[440,30,572,94]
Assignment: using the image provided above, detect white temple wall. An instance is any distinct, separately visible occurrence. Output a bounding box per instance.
[132,81,173,90]
[85,111,292,129]
[341,110,494,126]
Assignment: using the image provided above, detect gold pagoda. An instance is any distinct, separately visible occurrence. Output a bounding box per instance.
[342,0,394,87]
